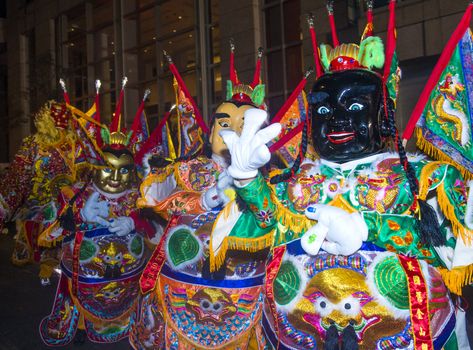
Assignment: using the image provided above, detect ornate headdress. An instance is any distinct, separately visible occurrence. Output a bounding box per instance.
[226,40,266,108]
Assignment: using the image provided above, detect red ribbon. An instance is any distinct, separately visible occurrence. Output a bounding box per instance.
[265,245,286,349]
[140,216,179,294]
[397,254,433,350]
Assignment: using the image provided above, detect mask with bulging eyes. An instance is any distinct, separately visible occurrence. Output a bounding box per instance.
[309,69,385,163]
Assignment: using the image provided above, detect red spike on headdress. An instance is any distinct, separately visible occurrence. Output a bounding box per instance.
[251,47,263,88]
[59,79,70,104]
[110,77,127,132]
[229,39,238,84]
[365,0,374,38]
[326,1,339,47]
[307,15,323,78]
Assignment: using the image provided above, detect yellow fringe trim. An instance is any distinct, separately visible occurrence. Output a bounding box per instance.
[416,127,473,180]
[417,161,443,201]
[437,264,473,295]
[270,191,313,242]
[209,231,274,273]
[438,181,473,245]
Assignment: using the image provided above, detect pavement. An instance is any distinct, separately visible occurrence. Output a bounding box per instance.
[0,226,472,349]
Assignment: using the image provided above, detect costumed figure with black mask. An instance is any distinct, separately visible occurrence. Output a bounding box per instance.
[130,45,270,349]
[38,78,155,346]
[214,2,472,349]
[0,98,80,286]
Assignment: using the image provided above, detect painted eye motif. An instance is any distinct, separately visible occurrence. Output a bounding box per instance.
[218,121,230,128]
[103,168,112,173]
[348,102,364,111]
[213,302,222,312]
[200,299,211,310]
[317,106,330,115]
[119,168,129,174]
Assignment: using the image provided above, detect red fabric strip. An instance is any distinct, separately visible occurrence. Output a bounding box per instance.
[272,78,307,123]
[265,245,286,349]
[269,123,304,153]
[169,63,209,134]
[397,255,434,350]
[383,0,397,83]
[134,111,171,164]
[140,216,179,294]
[403,4,473,140]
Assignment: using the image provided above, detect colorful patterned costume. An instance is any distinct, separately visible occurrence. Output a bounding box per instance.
[225,154,470,349]
[130,48,270,349]
[214,2,472,349]
[39,78,155,346]
[0,102,78,282]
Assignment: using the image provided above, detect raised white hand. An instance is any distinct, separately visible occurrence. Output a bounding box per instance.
[80,192,110,226]
[220,108,281,180]
[302,204,368,256]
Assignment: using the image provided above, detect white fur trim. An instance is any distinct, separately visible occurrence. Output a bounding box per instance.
[210,200,242,257]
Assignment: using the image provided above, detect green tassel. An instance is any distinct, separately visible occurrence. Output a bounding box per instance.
[358,36,385,70]
[319,44,331,72]
[226,80,233,101]
[101,127,111,145]
[251,84,266,107]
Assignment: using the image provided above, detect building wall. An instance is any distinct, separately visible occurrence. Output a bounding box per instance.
[3,0,471,159]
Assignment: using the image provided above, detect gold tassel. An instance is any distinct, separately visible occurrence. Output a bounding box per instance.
[209,231,275,272]
[416,128,472,181]
[438,265,473,295]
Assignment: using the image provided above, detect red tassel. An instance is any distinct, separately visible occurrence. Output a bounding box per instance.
[308,15,324,77]
[403,3,473,141]
[365,0,374,37]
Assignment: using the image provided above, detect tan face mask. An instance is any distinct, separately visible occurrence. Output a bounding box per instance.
[94,152,135,194]
[209,102,254,157]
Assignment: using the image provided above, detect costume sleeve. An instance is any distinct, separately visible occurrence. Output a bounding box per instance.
[0,137,37,227]
[418,161,473,294]
[208,174,279,271]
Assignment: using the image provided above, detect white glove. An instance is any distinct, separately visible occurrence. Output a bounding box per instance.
[220,108,281,180]
[109,216,135,236]
[80,192,110,227]
[302,204,368,256]
[202,171,234,210]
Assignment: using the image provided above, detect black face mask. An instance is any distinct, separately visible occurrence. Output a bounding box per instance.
[309,70,385,163]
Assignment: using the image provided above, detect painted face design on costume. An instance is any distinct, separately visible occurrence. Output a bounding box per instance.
[186,288,237,324]
[94,151,135,194]
[310,70,384,162]
[209,102,254,157]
